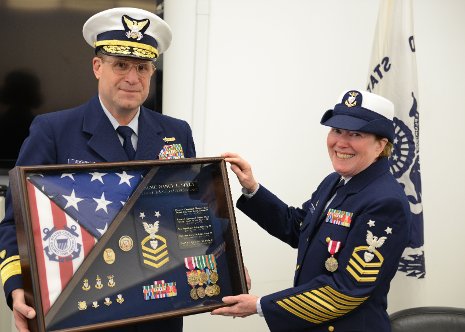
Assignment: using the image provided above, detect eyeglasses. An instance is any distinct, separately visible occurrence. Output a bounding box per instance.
[99,57,155,78]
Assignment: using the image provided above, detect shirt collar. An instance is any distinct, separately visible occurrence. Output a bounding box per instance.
[99,96,139,136]
[341,176,351,184]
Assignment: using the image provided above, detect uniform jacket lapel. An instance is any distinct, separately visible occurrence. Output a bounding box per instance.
[294,175,341,283]
[82,96,128,162]
[134,107,165,160]
[330,159,389,210]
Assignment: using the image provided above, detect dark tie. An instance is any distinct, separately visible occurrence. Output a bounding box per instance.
[117,126,136,160]
[329,177,345,198]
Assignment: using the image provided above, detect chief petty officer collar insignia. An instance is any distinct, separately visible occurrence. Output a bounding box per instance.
[344,91,362,108]
[122,14,150,41]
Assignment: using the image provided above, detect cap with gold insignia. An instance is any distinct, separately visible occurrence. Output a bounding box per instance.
[320,89,395,142]
[82,7,172,60]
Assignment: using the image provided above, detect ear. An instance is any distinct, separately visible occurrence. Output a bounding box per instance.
[377,138,388,153]
[92,57,103,79]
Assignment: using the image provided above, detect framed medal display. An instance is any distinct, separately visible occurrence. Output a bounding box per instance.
[10,157,248,332]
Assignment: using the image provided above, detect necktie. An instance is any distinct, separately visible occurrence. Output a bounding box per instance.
[117,126,136,160]
[322,177,345,215]
[329,177,345,199]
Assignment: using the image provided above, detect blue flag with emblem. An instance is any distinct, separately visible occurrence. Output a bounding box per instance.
[28,169,145,239]
[366,0,425,280]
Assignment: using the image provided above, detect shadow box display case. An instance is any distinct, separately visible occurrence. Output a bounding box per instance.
[9,157,247,332]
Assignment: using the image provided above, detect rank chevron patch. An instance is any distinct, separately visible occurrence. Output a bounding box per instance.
[276,286,367,324]
[346,245,384,283]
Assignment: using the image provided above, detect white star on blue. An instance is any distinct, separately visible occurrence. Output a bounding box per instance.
[28,169,146,238]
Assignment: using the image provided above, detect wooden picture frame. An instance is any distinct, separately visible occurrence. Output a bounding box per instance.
[9,157,247,332]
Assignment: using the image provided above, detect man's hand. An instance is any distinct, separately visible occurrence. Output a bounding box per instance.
[12,289,36,332]
[211,294,259,318]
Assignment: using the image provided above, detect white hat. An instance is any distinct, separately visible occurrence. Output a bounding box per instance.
[321,89,395,142]
[82,7,172,60]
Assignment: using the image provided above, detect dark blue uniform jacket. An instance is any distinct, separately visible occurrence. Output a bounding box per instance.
[0,95,195,332]
[237,158,411,332]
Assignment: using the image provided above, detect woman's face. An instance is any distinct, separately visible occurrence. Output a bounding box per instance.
[327,128,387,178]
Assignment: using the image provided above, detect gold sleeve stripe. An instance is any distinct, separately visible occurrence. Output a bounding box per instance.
[296,294,340,318]
[276,286,368,324]
[0,255,20,270]
[322,286,368,303]
[282,299,327,322]
[346,266,377,282]
[314,289,359,310]
[1,260,21,285]
[290,296,336,320]
[305,291,353,313]
[276,300,322,324]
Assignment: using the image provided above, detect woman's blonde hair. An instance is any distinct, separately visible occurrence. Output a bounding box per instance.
[378,139,393,158]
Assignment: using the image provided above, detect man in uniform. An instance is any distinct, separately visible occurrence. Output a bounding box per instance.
[0,7,195,332]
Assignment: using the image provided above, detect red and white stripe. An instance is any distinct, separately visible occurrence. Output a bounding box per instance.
[27,181,97,314]
[327,240,341,256]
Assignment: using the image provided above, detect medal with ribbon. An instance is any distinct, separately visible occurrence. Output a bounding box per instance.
[185,256,200,299]
[194,255,208,298]
[325,239,341,272]
[205,254,220,296]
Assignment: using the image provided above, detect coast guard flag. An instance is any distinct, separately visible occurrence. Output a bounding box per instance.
[27,181,96,314]
[366,0,425,279]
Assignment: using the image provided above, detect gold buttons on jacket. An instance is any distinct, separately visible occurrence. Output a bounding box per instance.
[328,326,334,332]
[295,264,300,271]
[326,237,331,243]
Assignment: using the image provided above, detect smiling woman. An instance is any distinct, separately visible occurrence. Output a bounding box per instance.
[214,89,410,332]
[326,128,388,178]
[322,90,394,178]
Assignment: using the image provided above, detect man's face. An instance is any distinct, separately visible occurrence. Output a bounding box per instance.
[327,128,387,178]
[93,55,154,115]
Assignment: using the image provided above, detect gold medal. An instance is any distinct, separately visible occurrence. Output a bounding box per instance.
[103,248,115,264]
[197,286,206,298]
[199,271,209,285]
[205,285,215,297]
[190,288,199,300]
[209,271,219,283]
[325,256,338,272]
[213,284,221,296]
[187,271,199,286]
[325,239,341,272]
[119,236,133,252]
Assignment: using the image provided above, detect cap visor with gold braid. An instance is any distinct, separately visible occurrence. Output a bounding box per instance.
[82,7,172,60]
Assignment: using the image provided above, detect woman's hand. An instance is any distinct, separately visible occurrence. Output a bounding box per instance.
[211,294,259,318]
[221,152,258,193]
